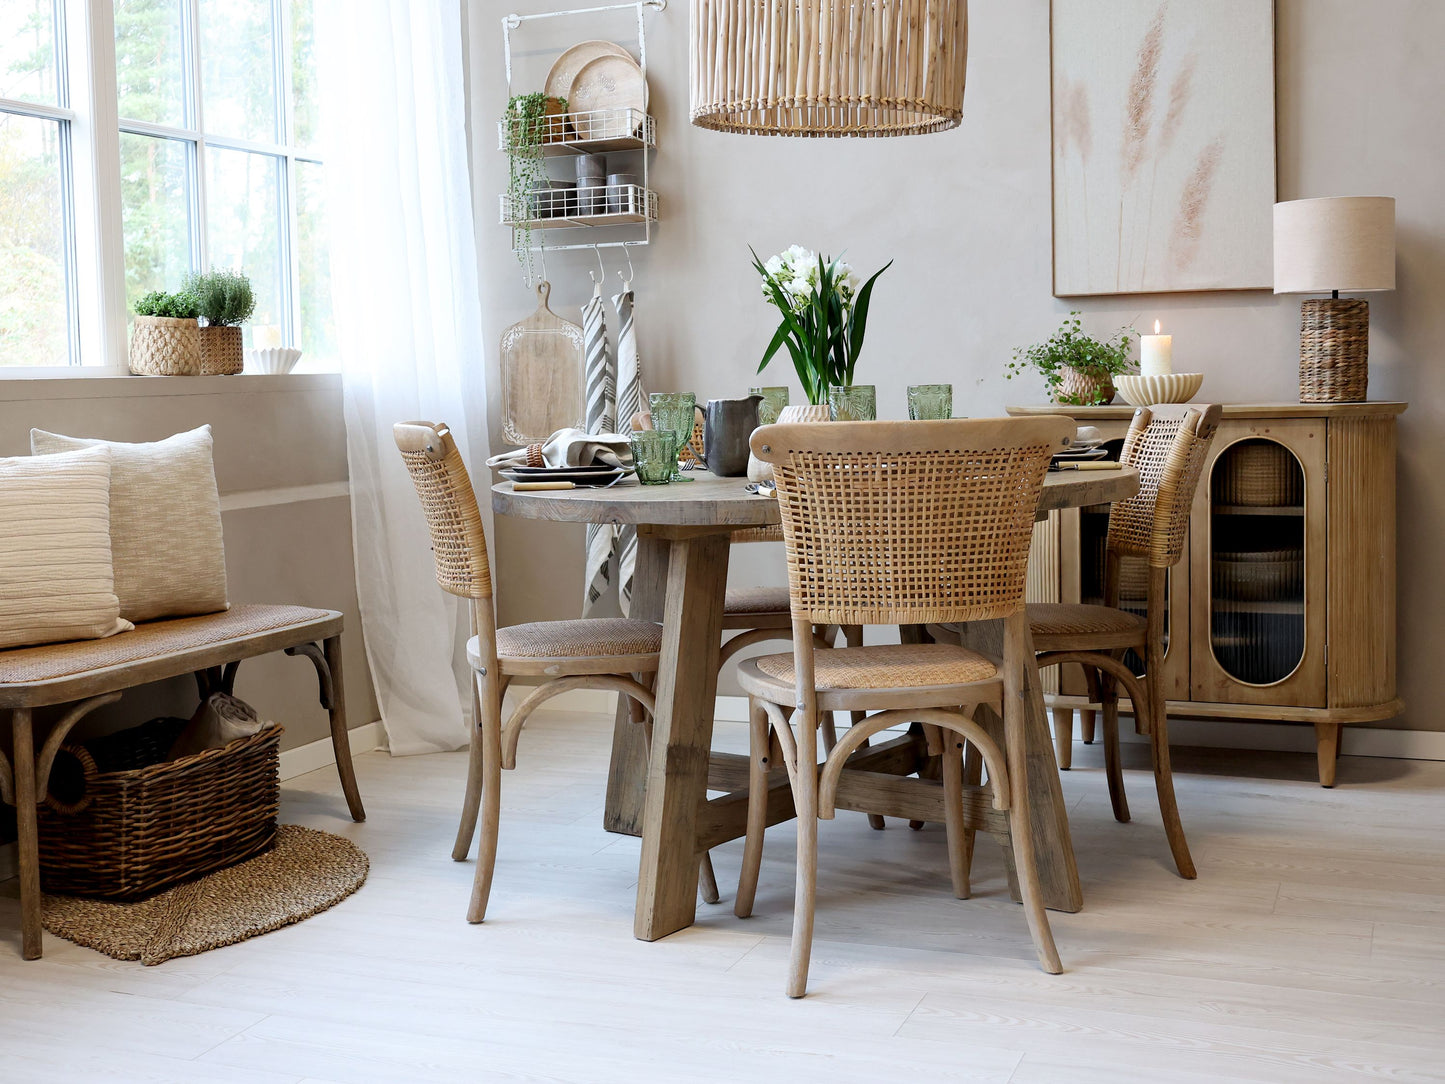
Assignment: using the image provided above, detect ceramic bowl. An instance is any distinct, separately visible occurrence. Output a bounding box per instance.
[1115,372,1204,406]
[245,347,303,375]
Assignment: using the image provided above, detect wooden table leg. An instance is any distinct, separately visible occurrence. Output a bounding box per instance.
[951,619,1083,913]
[604,532,671,835]
[12,708,41,959]
[634,530,731,941]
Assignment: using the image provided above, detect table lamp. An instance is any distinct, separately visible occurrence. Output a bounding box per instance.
[1273,196,1395,403]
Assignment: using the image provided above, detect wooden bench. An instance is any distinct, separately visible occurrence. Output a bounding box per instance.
[0,603,366,959]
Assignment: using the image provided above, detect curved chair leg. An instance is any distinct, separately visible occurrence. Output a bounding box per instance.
[735,697,771,918]
[1150,700,1196,879]
[1080,663,1099,745]
[698,852,721,905]
[1099,658,1130,824]
[466,670,504,923]
[960,738,983,889]
[1052,707,1073,770]
[927,724,970,899]
[841,624,886,831]
[287,639,365,822]
[787,714,820,998]
[454,674,509,862]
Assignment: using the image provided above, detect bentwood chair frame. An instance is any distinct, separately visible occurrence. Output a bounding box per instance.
[736,417,1075,997]
[394,421,719,919]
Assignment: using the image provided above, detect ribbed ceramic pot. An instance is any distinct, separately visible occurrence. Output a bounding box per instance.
[748,401,830,482]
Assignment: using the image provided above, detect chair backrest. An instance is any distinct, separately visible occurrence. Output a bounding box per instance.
[1106,404,1223,568]
[750,417,1074,626]
[393,421,493,601]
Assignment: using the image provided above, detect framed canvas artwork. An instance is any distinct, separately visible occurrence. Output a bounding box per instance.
[1050,0,1276,296]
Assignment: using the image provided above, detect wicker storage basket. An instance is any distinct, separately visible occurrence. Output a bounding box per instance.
[129,315,201,376]
[1218,441,1303,506]
[198,324,244,375]
[38,717,281,900]
[1055,367,1116,406]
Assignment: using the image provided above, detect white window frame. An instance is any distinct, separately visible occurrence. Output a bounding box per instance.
[2,0,320,376]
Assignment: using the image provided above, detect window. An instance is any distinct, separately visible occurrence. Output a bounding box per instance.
[0,0,332,369]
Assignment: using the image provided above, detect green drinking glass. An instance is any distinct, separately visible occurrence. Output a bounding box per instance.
[907,383,953,420]
[749,385,790,427]
[649,392,697,481]
[828,384,877,421]
[629,430,678,485]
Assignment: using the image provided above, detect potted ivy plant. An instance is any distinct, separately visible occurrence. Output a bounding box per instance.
[1006,312,1136,406]
[502,92,566,281]
[185,269,255,376]
[129,289,201,375]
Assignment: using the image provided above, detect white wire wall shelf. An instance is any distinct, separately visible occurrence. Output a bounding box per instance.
[499,108,655,156]
[501,184,658,230]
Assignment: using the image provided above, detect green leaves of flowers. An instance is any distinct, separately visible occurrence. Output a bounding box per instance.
[1005,311,1136,406]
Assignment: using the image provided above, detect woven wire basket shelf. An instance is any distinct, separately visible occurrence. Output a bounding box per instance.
[497,107,655,155]
[501,183,658,229]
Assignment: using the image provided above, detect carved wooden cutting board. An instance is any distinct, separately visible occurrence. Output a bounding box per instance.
[499,281,585,446]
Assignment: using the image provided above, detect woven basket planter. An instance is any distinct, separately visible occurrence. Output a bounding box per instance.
[129,315,201,376]
[1299,297,1369,402]
[38,717,281,901]
[1055,367,1116,406]
[198,325,244,376]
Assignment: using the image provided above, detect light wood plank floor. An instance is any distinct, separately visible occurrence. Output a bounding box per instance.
[3,710,1445,1083]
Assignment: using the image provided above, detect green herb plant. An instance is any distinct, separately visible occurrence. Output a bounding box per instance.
[503,92,564,282]
[183,269,256,327]
[133,290,200,319]
[1005,311,1136,406]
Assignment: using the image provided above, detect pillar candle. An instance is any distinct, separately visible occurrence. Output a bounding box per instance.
[254,325,284,350]
[1140,320,1173,377]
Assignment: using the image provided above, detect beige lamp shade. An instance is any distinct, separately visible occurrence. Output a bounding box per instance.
[689,0,967,137]
[1273,196,1396,294]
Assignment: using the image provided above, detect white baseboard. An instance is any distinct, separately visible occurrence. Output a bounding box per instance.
[279,721,387,781]
[527,688,1445,763]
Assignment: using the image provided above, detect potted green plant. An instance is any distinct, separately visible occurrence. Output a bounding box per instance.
[129,289,201,376]
[184,269,255,375]
[502,92,566,282]
[1006,312,1136,406]
[751,244,891,411]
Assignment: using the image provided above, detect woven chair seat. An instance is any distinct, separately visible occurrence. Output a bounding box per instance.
[748,642,997,692]
[1027,603,1146,639]
[494,618,663,660]
[724,585,791,615]
[0,604,335,687]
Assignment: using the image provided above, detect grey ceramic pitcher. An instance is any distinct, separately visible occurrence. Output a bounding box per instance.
[701,394,763,476]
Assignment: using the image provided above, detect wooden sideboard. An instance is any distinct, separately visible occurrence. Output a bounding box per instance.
[1007,401,1406,786]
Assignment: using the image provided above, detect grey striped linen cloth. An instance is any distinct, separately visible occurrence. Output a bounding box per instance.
[582,288,616,613]
[612,284,647,615]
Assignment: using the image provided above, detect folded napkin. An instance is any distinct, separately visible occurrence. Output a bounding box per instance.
[487,428,633,470]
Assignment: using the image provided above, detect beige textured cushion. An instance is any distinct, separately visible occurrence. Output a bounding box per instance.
[32,426,229,623]
[754,643,998,690]
[0,446,132,650]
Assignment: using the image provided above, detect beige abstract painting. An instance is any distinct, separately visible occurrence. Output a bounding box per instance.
[1051,0,1276,296]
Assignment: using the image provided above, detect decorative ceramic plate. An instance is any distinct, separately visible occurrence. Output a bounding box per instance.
[544,40,636,104]
[569,53,648,116]
[1115,372,1205,406]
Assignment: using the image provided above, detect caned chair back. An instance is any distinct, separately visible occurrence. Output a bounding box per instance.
[393,421,493,601]
[750,417,1074,627]
[1106,404,1222,568]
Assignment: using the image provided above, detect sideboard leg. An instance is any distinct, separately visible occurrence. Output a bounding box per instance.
[1314,722,1341,788]
[1052,708,1073,770]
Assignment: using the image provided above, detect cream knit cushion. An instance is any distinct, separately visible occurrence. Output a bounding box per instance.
[31,426,230,622]
[0,446,133,650]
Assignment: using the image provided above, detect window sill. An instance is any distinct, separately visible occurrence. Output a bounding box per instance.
[0,370,341,402]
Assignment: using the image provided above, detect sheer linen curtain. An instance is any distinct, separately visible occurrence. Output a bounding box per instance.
[318,0,491,755]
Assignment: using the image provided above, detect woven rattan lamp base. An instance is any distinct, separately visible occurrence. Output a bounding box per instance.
[1299,296,1369,403]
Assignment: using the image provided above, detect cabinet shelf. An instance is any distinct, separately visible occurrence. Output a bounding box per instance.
[498,108,655,156]
[1214,504,1305,517]
[1211,599,1306,615]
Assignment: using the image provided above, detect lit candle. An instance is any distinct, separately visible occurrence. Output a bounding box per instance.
[254,325,283,349]
[1140,320,1173,377]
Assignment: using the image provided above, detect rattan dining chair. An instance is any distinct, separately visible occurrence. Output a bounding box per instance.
[937,404,1220,880]
[735,416,1074,997]
[393,421,719,920]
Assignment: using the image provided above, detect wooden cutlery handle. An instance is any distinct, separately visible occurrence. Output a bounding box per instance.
[512,480,576,490]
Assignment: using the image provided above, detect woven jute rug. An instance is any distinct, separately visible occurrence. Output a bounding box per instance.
[42,825,368,965]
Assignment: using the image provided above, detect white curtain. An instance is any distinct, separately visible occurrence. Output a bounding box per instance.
[318,0,491,755]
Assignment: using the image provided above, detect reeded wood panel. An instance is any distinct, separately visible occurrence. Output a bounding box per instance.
[1027,512,1063,696]
[1327,417,1397,707]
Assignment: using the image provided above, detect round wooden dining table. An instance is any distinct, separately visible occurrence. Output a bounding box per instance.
[493,465,1139,942]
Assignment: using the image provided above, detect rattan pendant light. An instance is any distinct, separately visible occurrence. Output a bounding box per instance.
[690,0,967,136]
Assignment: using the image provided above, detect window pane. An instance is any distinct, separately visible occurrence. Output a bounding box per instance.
[198,0,278,142]
[0,112,68,366]
[0,0,58,107]
[205,147,282,338]
[295,160,331,363]
[119,131,193,308]
[290,0,319,148]
[114,0,187,126]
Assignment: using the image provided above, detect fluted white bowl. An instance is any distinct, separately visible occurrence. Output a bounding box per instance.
[1115,372,1204,406]
[245,347,303,375]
